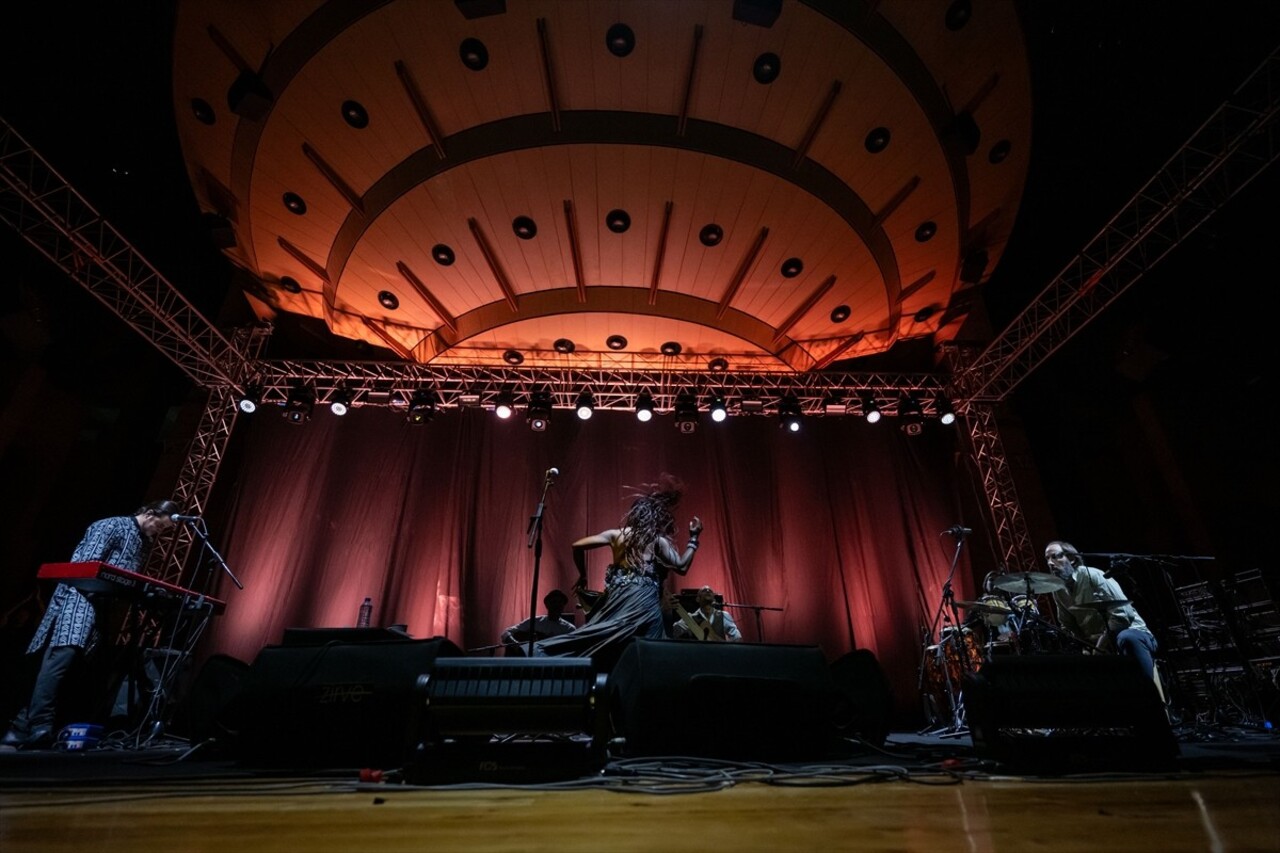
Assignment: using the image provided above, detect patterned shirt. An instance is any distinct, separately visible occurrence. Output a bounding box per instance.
[28,515,151,655]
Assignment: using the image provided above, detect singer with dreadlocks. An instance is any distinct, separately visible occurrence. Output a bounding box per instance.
[535,474,702,668]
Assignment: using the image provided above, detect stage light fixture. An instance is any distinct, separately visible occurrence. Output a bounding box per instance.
[634,391,655,422]
[527,391,553,431]
[936,394,957,426]
[407,388,439,424]
[674,394,698,433]
[238,384,263,414]
[778,395,802,433]
[329,388,353,416]
[899,393,924,436]
[822,394,847,415]
[494,391,515,420]
[575,390,595,421]
[283,386,314,425]
[861,394,881,424]
[708,394,728,423]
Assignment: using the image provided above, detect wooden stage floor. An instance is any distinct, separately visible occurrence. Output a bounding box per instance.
[2,732,1278,853]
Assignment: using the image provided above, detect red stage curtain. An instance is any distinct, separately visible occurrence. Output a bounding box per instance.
[199,408,974,713]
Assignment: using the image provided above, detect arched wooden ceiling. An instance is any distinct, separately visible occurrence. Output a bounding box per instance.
[172,0,1031,372]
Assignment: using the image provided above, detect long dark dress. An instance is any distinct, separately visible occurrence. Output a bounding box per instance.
[534,563,667,669]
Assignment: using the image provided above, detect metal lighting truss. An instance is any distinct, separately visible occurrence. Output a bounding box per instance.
[246,360,948,417]
[947,45,1280,571]
[0,116,250,389]
[955,45,1280,406]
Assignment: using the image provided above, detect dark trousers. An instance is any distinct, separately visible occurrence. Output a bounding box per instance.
[7,644,80,737]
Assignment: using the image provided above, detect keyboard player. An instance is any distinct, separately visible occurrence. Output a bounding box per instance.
[1,500,179,750]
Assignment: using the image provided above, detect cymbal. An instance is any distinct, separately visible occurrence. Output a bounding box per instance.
[955,599,1012,614]
[989,572,1067,595]
[1069,599,1131,612]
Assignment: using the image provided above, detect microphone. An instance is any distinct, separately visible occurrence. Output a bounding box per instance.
[944,525,972,536]
[545,467,560,484]
[170,513,202,524]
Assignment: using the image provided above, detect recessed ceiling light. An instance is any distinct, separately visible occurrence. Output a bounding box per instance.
[605,23,635,57]
[915,221,937,242]
[283,192,307,215]
[753,52,781,85]
[378,291,399,310]
[699,224,724,247]
[660,341,682,356]
[781,258,804,278]
[553,338,575,354]
[830,305,851,323]
[708,357,729,373]
[341,100,369,129]
[191,98,215,125]
[988,139,1012,164]
[512,216,537,239]
[865,126,891,154]
[460,38,489,71]
[503,349,524,365]
[945,0,972,31]
[605,209,631,233]
[432,244,455,266]
[606,335,628,350]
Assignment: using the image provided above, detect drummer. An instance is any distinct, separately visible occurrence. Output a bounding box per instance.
[1044,541,1158,681]
[500,589,576,654]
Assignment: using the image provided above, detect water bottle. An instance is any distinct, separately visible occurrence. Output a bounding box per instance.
[357,597,373,628]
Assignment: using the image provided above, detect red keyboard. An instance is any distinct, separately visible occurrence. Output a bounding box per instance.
[37,561,226,614]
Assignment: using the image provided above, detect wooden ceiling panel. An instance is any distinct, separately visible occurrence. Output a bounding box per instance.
[175,0,1033,370]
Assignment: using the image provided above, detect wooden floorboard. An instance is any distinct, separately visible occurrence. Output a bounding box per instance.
[3,772,1279,852]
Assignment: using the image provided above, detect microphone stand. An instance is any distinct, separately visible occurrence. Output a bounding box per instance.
[919,527,971,736]
[719,602,783,642]
[524,471,556,657]
[137,520,242,748]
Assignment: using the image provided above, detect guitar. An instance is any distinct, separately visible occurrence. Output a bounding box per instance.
[673,601,724,641]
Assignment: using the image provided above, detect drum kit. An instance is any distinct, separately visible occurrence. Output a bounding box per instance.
[920,570,1130,732]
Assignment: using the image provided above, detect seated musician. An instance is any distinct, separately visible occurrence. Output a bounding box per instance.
[499,588,576,653]
[1044,540,1158,681]
[1,500,179,750]
[670,585,742,642]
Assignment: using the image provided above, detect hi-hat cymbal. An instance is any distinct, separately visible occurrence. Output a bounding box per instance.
[1069,598,1131,612]
[989,572,1067,595]
[955,599,1013,614]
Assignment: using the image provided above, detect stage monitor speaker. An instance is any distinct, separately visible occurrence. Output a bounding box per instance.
[829,649,894,748]
[412,657,607,783]
[963,655,1178,772]
[236,636,462,770]
[611,639,843,761]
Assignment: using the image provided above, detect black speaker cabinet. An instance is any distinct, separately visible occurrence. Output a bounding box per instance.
[610,639,843,761]
[963,655,1179,772]
[237,636,462,770]
[412,657,607,784]
[829,649,894,747]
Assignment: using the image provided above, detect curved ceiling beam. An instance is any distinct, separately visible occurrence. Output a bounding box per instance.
[404,286,813,370]
[323,111,899,320]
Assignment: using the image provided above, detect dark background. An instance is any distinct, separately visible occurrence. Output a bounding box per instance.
[1,1,1278,659]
